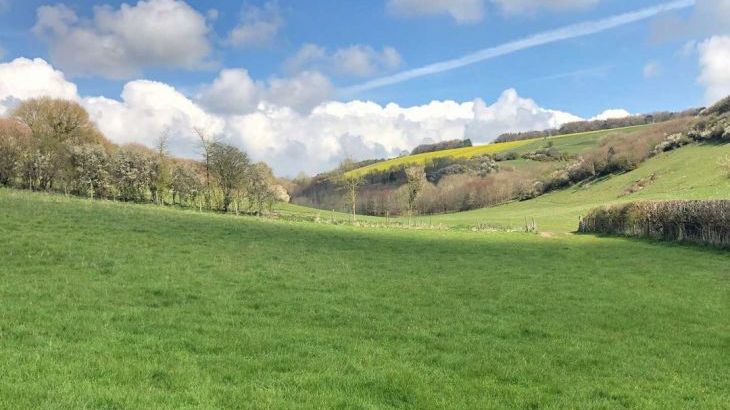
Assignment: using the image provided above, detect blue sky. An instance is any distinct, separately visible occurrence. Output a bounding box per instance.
[0,0,728,175]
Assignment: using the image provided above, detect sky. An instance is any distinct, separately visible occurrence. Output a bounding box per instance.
[0,0,729,176]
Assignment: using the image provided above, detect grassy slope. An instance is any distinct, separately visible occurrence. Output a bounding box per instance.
[420,142,730,232]
[1,189,729,408]
[346,125,651,177]
[508,125,651,156]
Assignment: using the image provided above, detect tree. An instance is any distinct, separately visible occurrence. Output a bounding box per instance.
[339,172,364,222]
[69,144,111,199]
[150,132,172,205]
[209,142,250,212]
[194,128,220,210]
[11,98,106,191]
[248,162,276,215]
[111,145,153,202]
[404,165,426,225]
[0,118,32,187]
[170,162,202,206]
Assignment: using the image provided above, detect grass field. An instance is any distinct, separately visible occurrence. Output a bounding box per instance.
[1,188,729,408]
[345,125,652,177]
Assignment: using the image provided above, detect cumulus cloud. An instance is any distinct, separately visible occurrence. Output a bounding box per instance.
[196,69,333,115]
[33,0,211,79]
[227,1,282,48]
[465,89,582,139]
[197,69,262,115]
[83,80,224,154]
[698,36,730,104]
[286,44,402,77]
[265,71,334,113]
[591,109,632,121]
[0,57,632,176]
[0,57,79,114]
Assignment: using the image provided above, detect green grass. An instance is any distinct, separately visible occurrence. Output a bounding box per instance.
[418,142,730,232]
[507,125,651,156]
[1,188,729,408]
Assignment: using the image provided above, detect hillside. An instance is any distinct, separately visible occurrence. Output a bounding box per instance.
[345,125,652,177]
[1,188,729,408]
[419,141,730,231]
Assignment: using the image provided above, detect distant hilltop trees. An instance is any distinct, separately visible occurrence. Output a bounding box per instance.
[411,139,472,155]
[495,108,703,143]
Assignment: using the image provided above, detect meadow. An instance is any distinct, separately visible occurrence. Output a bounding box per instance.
[1,188,728,408]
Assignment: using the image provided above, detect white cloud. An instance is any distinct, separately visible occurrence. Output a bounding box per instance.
[386,0,485,24]
[286,44,403,77]
[0,57,79,114]
[33,0,211,79]
[83,80,224,155]
[591,109,631,121]
[265,71,334,113]
[1,57,630,176]
[698,36,730,104]
[494,0,600,15]
[197,69,262,115]
[643,61,661,78]
[227,2,282,48]
[465,89,582,139]
[196,68,333,115]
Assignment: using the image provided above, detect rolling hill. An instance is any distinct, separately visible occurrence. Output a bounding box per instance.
[345,125,653,177]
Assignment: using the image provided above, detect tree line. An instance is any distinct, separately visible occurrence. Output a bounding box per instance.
[0,97,288,214]
[494,108,703,143]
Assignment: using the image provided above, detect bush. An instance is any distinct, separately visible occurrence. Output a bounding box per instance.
[701,95,730,116]
[579,200,730,248]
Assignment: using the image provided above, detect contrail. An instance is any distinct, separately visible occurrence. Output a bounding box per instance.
[340,0,695,95]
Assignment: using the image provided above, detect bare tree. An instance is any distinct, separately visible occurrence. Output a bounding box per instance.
[339,172,364,222]
[194,128,220,209]
[151,131,171,205]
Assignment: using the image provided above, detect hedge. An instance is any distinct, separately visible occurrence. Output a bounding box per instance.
[578,200,730,248]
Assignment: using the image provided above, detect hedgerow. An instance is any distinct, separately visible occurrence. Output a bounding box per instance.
[578,200,730,248]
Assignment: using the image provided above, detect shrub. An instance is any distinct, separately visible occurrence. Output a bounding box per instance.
[701,95,730,116]
[579,200,730,248]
